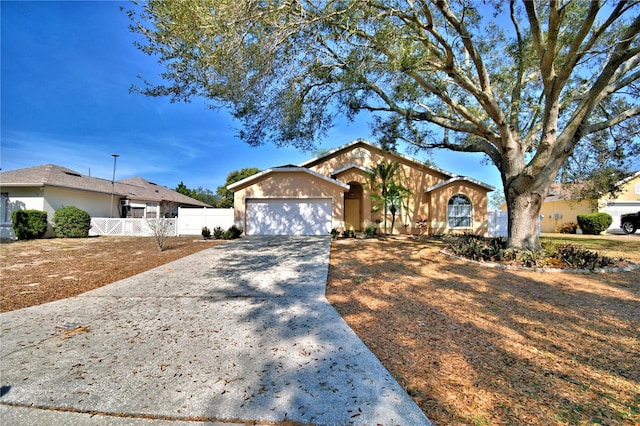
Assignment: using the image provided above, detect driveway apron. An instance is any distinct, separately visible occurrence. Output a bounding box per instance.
[0,236,431,425]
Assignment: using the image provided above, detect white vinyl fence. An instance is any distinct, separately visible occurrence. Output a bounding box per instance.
[90,208,234,237]
[177,207,234,235]
[90,218,178,237]
[488,210,508,237]
[487,210,543,238]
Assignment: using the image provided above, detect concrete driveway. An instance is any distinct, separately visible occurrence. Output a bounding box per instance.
[1,236,431,425]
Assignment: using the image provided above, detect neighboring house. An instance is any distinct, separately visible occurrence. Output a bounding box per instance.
[535,171,640,233]
[228,139,494,236]
[0,164,210,238]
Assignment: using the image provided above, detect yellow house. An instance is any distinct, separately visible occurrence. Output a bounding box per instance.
[537,171,640,233]
[228,139,494,235]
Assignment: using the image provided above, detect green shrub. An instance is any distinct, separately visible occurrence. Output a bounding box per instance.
[213,226,224,239]
[330,228,340,239]
[364,225,377,237]
[201,226,211,239]
[557,222,578,234]
[448,234,506,262]
[222,224,243,240]
[503,248,548,268]
[577,213,613,235]
[11,210,48,240]
[342,229,355,238]
[53,206,91,238]
[557,244,616,271]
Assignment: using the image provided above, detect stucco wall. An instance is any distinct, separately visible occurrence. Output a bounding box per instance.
[538,199,593,233]
[232,171,347,230]
[601,175,640,204]
[427,181,489,235]
[308,143,489,235]
[44,186,115,219]
[0,187,47,239]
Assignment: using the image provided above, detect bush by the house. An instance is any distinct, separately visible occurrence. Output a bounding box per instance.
[53,206,91,238]
[364,225,378,237]
[222,225,243,240]
[557,222,578,234]
[11,210,48,240]
[342,229,356,238]
[213,226,224,239]
[201,226,211,239]
[577,212,613,235]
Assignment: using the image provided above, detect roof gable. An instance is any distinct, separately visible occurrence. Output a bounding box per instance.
[227,166,350,191]
[299,139,454,178]
[425,176,494,192]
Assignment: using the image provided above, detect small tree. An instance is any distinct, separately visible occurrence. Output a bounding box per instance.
[368,162,412,234]
[216,168,261,208]
[11,210,48,240]
[146,201,178,251]
[53,206,91,238]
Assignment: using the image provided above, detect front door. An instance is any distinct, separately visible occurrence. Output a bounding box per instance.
[344,182,363,231]
[345,198,361,231]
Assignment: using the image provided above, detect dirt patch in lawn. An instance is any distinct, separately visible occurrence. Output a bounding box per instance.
[326,236,640,425]
[0,236,222,312]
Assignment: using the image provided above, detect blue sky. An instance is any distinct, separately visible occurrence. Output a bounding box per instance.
[1,0,501,193]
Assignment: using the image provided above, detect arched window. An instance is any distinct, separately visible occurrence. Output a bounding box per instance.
[448,194,472,228]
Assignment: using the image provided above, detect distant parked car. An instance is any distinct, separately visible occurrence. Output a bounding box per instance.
[620,211,640,234]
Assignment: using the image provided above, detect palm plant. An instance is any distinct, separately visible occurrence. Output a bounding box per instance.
[368,162,412,234]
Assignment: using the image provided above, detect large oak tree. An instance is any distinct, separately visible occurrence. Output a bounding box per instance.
[128,0,639,249]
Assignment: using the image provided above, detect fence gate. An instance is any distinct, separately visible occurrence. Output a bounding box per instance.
[90,218,177,237]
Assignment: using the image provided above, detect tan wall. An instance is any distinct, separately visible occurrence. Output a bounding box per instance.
[310,143,489,235]
[600,175,640,204]
[538,199,593,233]
[232,172,347,230]
[45,187,115,219]
[427,182,489,236]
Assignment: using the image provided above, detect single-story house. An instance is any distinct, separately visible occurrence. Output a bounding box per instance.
[0,164,210,238]
[532,171,640,233]
[228,139,494,236]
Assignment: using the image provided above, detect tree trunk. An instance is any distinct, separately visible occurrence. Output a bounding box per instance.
[505,188,545,250]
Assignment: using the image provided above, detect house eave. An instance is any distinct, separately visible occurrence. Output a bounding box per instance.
[227,167,350,191]
[425,176,495,193]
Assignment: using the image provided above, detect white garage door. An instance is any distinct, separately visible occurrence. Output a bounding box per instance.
[246,199,333,236]
[601,203,640,232]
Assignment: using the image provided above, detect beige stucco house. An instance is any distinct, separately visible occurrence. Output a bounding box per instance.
[228,139,494,236]
[536,171,640,233]
[0,164,210,238]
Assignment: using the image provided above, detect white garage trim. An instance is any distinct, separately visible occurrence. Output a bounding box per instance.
[245,198,333,236]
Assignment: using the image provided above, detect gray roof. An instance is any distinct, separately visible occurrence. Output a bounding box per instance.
[0,164,211,207]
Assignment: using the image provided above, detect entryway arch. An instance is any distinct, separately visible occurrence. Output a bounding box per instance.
[344,182,363,231]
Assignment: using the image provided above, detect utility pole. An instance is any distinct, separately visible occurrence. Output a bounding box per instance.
[110,154,119,218]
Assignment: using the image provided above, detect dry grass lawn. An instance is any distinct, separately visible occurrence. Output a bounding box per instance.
[0,236,222,312]
[326,235,640,425]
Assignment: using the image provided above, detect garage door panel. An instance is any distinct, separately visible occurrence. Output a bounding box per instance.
[601,204,640,232]
[246,200,332,236]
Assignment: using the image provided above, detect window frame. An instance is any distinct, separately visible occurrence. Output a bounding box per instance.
[447,194,473,228]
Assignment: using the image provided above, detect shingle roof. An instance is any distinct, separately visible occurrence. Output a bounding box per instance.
[0,164,211,207]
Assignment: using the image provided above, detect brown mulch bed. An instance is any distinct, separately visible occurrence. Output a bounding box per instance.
[0,236,222,312]
[326,236,640,425]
